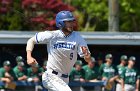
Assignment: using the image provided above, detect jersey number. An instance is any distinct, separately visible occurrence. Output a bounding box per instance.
[70,53,73,60]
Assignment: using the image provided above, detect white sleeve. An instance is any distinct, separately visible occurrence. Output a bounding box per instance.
[77,34,90,58]
[35,31,53,43]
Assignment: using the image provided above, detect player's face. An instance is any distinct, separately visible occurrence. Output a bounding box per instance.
[4,65,11,72]
[128,60,135,66]
[88,61,95,68]
[106,58,113,64]
[18,66,23,71]
[75,65,82,71]
[63,20,74,33]
[98,60,103,65]
[122,60,127,65]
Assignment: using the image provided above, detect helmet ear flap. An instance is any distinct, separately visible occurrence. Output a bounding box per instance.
[58,21,65,29]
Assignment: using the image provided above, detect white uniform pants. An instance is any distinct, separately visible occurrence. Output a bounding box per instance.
[124,84,135,91]
[42,71,72,91]
[116,83,122,91]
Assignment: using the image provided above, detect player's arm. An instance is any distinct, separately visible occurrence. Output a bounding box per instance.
[120,69,125,91]
[26,36,38,65]
[136,70,140,91]
[136,77,140,91]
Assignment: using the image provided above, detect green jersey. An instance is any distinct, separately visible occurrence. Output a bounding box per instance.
[99,63,118,79]
[82,65,98,80]
[0,67,16,80]
[27,67,43,80]
[69,67,85,81]
[117,64,126,76]
[121,67,140,85]
[13,66,27,78]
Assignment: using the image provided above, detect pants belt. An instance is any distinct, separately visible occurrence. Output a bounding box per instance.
[47,69,68,78]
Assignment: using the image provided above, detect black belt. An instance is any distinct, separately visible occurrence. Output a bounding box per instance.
[47,69,68,78]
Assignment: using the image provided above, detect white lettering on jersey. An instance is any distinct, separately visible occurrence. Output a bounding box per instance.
[53,41,76,50]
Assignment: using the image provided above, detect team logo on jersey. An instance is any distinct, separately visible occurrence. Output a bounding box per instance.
[53,41,76,50]
[125,72,136,76]
[104,67,115,73]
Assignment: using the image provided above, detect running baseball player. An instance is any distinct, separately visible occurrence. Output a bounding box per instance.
[26,11,91,91]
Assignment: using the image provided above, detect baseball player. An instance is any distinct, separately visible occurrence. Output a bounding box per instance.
[116,55,128,91]
[99,54,119,91]
[69,60,85,82]
[26,11,91,91]
[121,56,140,91]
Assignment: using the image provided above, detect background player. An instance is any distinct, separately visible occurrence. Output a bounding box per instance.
[99,54,118,91]
[116,55,128,91]
[26,10,91,91]
[121,56,140,91]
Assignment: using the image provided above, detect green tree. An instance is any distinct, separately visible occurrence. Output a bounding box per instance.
[64,0,108,31]
[120,0,140,32]
[0,0,23,30]
[64,0,140,32]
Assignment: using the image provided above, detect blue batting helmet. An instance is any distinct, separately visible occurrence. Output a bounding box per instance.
[56,11,75,29]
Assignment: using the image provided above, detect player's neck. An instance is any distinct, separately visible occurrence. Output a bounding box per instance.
[128,64,133,69]
[62,29,72,36]
[106,62,111,66]
[120,63,125,66]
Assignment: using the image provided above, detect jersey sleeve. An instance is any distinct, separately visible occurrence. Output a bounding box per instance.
[0,68,4,77]
[35,31,53,43]
[69,68,75,81]
[120,68,126,79]
[98,64,104,77]
[77,33,90,58]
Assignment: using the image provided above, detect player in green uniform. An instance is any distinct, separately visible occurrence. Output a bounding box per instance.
[83,57,98,81]
[99,54,118,91]
[82,57,101,91]
[13,62,27,81]
[69,60,85,82]
[116,55,128,91]
[40,60,47,72]
[13,56,24,72]
[121,56,140,91]
[96,56,103,69]
[0,60,16,89]
[27,64,43,82]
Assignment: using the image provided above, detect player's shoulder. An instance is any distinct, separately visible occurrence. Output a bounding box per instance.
[82,65,88,69]
[0,67,4,71]
[132,67,138,71]
[72,31,81,36]
[43,30,59,34]
[39,30,60,37]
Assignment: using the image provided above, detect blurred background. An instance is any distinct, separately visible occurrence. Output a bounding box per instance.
[0,0,140,91]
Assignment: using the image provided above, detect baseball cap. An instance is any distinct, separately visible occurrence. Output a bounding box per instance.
[120,55,128,61]
[75,60,82,65]
[91,57,96,62]
[3,60,11,66]
[105,54,113,59]
[16,56,24,62]
[129,56,136,62]
[17,62,25,67]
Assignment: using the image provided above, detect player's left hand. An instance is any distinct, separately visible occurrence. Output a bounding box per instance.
[81,46,90,57]
[81,46,91,63]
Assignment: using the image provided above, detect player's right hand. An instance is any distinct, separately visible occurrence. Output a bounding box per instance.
[27,56,38,65]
